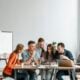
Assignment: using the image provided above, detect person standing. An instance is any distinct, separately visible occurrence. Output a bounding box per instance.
[36,38,46,80]
[36,37,46,58]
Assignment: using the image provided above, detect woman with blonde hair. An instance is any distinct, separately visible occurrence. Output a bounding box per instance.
[3,44,24,79]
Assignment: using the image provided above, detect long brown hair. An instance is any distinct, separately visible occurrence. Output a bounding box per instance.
[46,44,54,59]
[14,44,24,53]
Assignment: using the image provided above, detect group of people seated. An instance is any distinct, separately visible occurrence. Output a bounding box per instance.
[3,37,75,80]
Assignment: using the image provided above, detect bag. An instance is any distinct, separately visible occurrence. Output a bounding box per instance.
[59,59,74,67]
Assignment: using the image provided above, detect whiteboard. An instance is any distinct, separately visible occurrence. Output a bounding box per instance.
[0,31,12,54]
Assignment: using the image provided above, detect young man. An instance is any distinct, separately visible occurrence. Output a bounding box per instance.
[55,42,75,80]
[36,38,46,80]
[22,41,40,80]
[36,37,46,58]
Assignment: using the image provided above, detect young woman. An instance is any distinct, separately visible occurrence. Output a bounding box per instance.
[45,44,54,62]
[45,44,55,80]
[3,44,24,78]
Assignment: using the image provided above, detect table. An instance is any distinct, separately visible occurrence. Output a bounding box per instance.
[14,64,58,80]
[51,65,80,80]
[14,64,80,80]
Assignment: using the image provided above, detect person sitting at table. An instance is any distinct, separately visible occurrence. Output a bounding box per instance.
[3,44,25,79]
[36,37,46,80]
[55,42,75,80]
[45,44,55,80]
[36,37,46,59]
[22,40,40,80]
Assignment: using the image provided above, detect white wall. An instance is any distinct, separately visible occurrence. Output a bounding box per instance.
[0,0,78,58]
[78,0,80,57]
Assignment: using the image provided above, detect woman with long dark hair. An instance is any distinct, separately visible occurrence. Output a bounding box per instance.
[45,44,55,80]
[46,44,54,62]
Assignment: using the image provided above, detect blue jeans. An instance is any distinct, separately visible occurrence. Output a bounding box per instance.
[40,69,46,80]
[56,70,75,80]
[17,70,28,80]
[46,69,53,80]
[27,70,37,80]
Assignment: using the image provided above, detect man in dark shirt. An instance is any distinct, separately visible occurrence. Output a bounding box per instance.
[55,42,75,80]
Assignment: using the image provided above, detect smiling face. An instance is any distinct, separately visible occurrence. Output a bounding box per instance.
[28,43,36,52]
[57,45,64,54]
[28,41,36,52]
[38,41,45,49]
[18,49,23,53]
[47,47,52,54]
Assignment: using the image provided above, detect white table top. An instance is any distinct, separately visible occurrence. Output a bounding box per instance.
[14,64,80,70]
